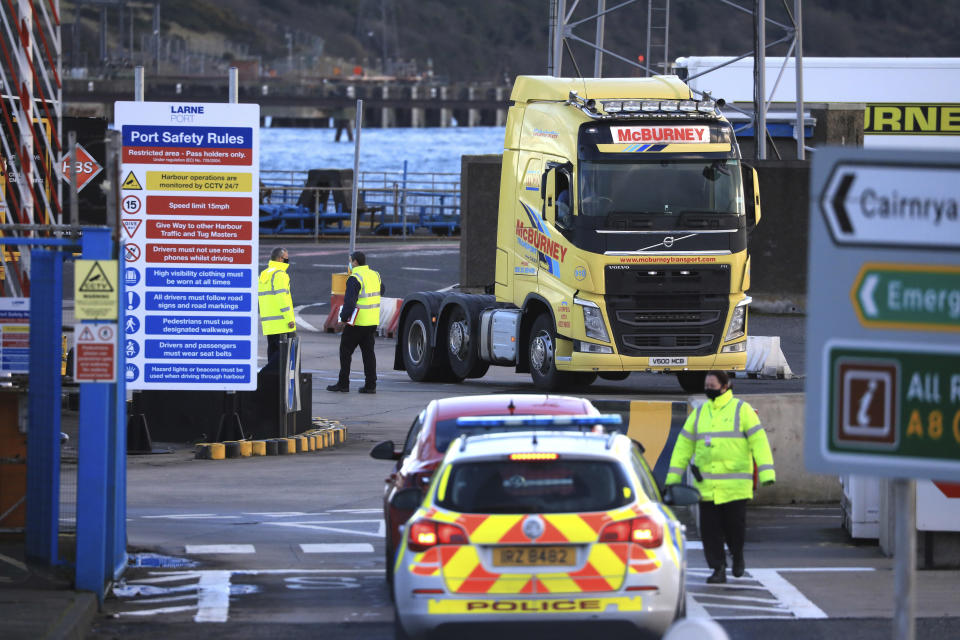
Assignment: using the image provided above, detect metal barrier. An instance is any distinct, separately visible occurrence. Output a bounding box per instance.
[0,226,126,604]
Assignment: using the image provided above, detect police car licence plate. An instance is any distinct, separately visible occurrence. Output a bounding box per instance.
[493,546,575,567]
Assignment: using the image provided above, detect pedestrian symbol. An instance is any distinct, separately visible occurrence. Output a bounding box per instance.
[124,315,140,334]
[77,261,115,292]
[122,171,142,190]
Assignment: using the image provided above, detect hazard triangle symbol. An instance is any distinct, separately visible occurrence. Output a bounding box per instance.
[122,219,142,239]
[78,326,95,342]
[122,171,142,190]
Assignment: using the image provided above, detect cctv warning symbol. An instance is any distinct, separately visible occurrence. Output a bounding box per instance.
[77,261,115,293]
[122,171,142,190]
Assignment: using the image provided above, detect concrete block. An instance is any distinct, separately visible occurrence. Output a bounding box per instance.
[741,393,842,504]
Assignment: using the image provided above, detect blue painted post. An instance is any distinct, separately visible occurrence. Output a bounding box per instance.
[75,228,114,602]
[107,249,128,580]
[25,250,63,565]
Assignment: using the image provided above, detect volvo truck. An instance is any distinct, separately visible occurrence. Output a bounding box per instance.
[394,75,761,392]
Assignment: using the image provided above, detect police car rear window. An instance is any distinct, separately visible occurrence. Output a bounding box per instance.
[437,460,631,514]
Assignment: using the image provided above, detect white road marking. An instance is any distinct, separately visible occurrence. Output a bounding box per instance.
[294,304,323,332]
[327,508,383,514]
[184,545,256,555]
[195,571,232,623]
[748,569,827,618]
[312,264,346,268]
[143,514,239,520]
[402,267,440,271]
[119,605,197,617]
[0,553,27,572]
[300,543,375,553]
[693,592,781,605]
[131,594,199,605]
[685,593,711,619]
[686,540,703,549]
[263,519,385,538]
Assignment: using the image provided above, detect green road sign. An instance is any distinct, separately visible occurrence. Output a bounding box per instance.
[824,343,960,475]
[851,263,960,332]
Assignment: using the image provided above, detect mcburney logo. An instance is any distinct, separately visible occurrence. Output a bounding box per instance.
[612,125,709,143]
[516,220,568,262]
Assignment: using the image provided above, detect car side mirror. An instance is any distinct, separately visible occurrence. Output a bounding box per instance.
[370,440,400,461]
[662,484,701,506]
[390,487,424,511]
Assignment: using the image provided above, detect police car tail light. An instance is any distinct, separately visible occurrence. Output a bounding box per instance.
[408,519,468,551]
[599,516,663,548]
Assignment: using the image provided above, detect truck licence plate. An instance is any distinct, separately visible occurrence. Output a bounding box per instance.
[650,357,688,366]
[493,546,575,567]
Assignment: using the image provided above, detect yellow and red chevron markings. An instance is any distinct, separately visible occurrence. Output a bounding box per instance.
[407,505,666,595]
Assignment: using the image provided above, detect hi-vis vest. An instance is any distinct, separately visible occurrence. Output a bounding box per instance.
[258,260,294,335]
[350,264,381,327]
[665,390,775,504]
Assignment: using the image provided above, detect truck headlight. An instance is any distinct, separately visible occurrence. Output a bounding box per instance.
[724,298,750,341]
[575,298,609,343]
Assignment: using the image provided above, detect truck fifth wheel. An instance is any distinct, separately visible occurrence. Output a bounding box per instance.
[395,75,761,392]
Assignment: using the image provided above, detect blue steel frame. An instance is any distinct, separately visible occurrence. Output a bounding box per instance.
[12,228,126,604]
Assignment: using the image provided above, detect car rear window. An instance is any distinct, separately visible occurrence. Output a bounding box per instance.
[437,459,632,514]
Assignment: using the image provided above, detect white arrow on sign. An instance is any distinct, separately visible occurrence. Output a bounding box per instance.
[858,273,879,317]
[820,162,960,249]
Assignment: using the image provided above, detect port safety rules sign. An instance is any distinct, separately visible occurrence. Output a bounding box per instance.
[115,101,260,390]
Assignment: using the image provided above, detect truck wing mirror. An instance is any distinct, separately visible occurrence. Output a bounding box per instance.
[742,164,761,232]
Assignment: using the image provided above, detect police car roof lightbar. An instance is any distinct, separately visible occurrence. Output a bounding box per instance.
[456,414,623,429]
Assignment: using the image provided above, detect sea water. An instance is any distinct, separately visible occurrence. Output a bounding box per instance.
[260,126,505,176]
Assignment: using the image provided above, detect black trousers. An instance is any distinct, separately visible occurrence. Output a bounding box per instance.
[338,324,377,388]
[699,499,747,571]
[266,332,295,370]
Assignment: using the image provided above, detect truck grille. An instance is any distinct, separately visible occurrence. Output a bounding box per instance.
[615,309,722,327]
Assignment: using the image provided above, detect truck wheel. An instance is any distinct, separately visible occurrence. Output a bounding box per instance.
[446,305,489,379]
[676,371,707,393]
[529,314,565,390]
[598,371,630,381]
[401,304,435,381]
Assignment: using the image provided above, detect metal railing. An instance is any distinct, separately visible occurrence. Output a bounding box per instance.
[258,168,461,239]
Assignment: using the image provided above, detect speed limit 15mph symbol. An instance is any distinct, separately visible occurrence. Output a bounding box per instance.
[122,194,142,215]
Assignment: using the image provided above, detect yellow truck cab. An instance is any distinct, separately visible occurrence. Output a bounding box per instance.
[395,75,760,392]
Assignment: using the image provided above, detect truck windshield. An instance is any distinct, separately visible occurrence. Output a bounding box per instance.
[578,158,743,218]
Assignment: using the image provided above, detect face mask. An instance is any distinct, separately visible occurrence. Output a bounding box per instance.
[283,258,289,264]
[347,261,352,272]
[704,388,724,400]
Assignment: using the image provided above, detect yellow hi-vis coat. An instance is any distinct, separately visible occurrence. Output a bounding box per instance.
[665,390,775,504]
[258,260,294,335]
[349,265,381,327]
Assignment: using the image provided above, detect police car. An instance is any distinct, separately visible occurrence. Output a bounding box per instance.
[391,415,700,639]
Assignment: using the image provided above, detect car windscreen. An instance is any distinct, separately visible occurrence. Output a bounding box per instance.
[436,459,632,514]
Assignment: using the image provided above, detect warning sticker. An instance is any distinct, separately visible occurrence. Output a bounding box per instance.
[122,171,143,190]
[74,321,117,382]
[74,260,118,320]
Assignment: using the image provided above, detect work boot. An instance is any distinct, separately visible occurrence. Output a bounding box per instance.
[732,554,745,578]
[706,567,726,584]
[326,384,349,392]
[358,386,376,394]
